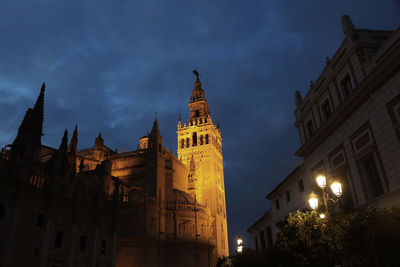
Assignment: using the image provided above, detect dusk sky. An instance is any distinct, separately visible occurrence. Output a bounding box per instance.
[0,0,399,252]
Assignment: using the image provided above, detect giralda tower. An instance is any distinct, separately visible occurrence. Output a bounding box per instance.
[177,71,229,259]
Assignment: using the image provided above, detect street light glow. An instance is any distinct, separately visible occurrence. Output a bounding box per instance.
[330,181,343,197]
[236,237,244,253]
[308,192,319,210]
[315,174,327,189]
[319,213,326,219]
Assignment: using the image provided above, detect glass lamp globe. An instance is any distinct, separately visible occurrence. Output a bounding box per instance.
[315,174,327,189]
[237,238,243,246]
[308,192,319,210]
[330,181,343,197]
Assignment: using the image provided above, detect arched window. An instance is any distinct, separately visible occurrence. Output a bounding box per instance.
[205,134,209,144]
[180,139,184,149]
[192,132,197,146]
[186,138,190,148]
[195,110,200,117]
[200,135,204,145]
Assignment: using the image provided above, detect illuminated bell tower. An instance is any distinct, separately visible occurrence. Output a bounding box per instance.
[177,71,229,258]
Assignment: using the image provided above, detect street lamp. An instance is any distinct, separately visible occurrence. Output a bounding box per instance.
[308,192,319,210]
[330,181,342,197]
[308,174,343,217]
[236,237,244,253]
[315,174,327,189]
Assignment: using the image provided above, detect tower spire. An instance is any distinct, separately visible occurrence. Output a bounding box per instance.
[150,118,162,141]
[10,83,45,160]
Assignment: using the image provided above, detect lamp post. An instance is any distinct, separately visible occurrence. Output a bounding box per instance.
[308,174,342,217]
[236,237,244,253]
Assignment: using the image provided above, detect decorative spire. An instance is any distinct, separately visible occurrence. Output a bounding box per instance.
[342,15,355,35]
[68,124,78,154]
[95,132,104,147]
[59,129,68,155]
[34,83,45,116]
[191,69,205,103]
[151,118,160,136]
[149,118,162,146]
[10,83,45,160]
[295,90,302,106]
[193,69,200,82]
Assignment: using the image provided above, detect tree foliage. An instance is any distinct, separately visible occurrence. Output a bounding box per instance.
[221,207,400,267]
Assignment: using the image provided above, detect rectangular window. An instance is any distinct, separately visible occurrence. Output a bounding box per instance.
[340,75,353,97]
[34,246,39,256]
[36,214,44,227]
[54,231,64,248]
[360,155,384,199]
[275,199,280,210]
[186,138,190,148]
[285,190,291,202]
[266,227,273,248]
[100,239,107,255]
[80,236,87,252]
[387,95,400,142]
[259,230,266,250]
[321,100,332,120]
[254,237,259,251]
[298,179,304,193]
[306,120,314,139]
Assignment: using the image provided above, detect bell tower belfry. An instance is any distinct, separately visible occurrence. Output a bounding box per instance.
[177,70,229,259]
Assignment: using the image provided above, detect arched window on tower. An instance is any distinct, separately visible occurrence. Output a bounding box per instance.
[180,139,184,149]
[193,132,197,146]
[205,134,209,144]
[200,135,203,145]
[195,110,200,117]
[186,138,190,148]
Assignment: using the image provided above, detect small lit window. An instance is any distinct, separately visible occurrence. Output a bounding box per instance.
[192,132,197,146]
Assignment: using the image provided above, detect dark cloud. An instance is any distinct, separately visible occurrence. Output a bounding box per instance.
[0,0,399,252]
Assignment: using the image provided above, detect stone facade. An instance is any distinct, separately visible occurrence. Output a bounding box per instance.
[0,76,228,267]
[248,15,400,250]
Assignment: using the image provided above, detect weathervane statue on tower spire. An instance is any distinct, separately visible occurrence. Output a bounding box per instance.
[193,69,200,81]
